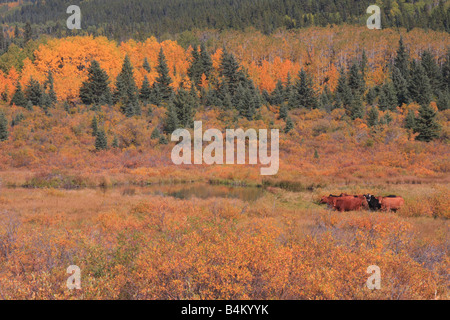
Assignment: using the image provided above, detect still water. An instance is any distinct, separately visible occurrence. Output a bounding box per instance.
[123,183,265,202]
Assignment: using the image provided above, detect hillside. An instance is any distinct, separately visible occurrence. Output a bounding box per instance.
[0,26,448,187]
[0,0,448,40]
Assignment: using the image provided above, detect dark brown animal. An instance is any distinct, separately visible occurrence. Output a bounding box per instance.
[333,195,368,212]
[377,196,404,212]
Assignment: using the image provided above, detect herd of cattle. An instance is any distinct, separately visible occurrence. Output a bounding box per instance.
[320,193,405,212]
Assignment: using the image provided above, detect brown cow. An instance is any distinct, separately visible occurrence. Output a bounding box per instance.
[333,195,369,212]
[320,193,349,207]
[377,196,404,212]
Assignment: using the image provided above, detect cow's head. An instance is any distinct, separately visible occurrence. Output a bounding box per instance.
[364,194,381,210]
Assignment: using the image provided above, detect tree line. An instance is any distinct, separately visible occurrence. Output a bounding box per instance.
[1,37,446,148]
[0,0,448,43]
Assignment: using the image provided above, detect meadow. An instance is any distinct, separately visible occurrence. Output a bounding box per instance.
[0,180,448,299]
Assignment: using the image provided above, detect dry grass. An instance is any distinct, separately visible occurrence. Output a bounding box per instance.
[0,182,448,300]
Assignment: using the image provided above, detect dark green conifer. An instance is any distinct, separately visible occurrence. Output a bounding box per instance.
[143,57,151,73]
[80,60,111,105]
[289,69,318,109]
[10,82,27,107]
[0,110,8,142]
[91,116,98,136]
[154,48,173,101]
[95,128,108,151]
[378,82,397,111]
[409,61,432,107]
[163,103,179,134]
[414,103,441,142]
[139,75,152,103]
[404,109,416,130]
[25,77,42,106]
[114,55,139,115]
[284,116,294,133]
[367,106,379,127]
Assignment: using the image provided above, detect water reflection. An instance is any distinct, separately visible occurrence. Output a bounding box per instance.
[133,183,264,202]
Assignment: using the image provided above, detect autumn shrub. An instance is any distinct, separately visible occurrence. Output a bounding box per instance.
[23,172,90,189]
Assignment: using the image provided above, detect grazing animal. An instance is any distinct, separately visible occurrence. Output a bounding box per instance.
[320,193,349,207]
[364,194,382,211]
[377,196,404,212]
[333,195,368,212]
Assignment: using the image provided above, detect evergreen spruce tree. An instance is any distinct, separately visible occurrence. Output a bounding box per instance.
[188,46,202,87]
[421,50,442,96]
[314,149,319,159]
[270,80,285,105]
[163,103,179,134]
[91,116,98,136]
[409,61,432,107]
[360,49,368,78]
[154,48,173,102]
[284,116,294,133]
[24,22,32,44]
[383,111,393,125]
[404,109,416,130]
[13,25,20,40]
[414,103,441,142]
[25,100,33,111]
[219,48,240,96]
[11,112,24,127]
[394,37,410,80]
[367,106,379,127]
[0,111,8,142]
[436,91,450,111]
[284,73,293,102]
[151,127,161,139]
[45,70,57,105]
[233,83,259,120]
[173,87,196,127]
[349,94,364,120]
[441,48,450,92]
[80,60,111,105]
[279,104,288,120]
[114,55,139,116]
[366,87,378,106]
[334,68,353,109]
[10,82,27,107]
[391,67,410,106]
[25,77,42,106]
[95,128,108,151]
[99,86,113,106]
[348,60,365,96]
[112,135,119,148]
[378,82,398,111]
[139,75,152,103]
[40,92,52,112]
[143,57,151,73]
[200,42,213,79]
[289,69,318,109]
[319,85,333,111]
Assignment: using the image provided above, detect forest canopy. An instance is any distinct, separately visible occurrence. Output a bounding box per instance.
[0,0,449,40]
